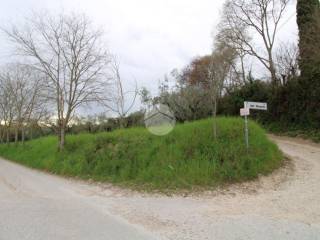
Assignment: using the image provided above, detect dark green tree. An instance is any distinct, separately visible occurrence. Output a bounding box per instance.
[297,0,320,76]
[297,0,320,127]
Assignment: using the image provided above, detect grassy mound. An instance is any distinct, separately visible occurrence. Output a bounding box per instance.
[0,118,282,190]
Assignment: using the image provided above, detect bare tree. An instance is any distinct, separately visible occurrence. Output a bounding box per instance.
[276,42,299,84]
[139,87,153,111]
[220,0,290,85]
[0,63,46,144]
[0,74,15,143]
[208,42,237,139]
[104,58,137,128]
[3,12,111,150]
[216,17,251,86]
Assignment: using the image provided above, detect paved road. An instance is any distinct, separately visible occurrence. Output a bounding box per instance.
[0,159,163,240]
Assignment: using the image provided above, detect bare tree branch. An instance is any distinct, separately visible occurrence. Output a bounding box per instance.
[219,0,290,85]
[2,12,111,150]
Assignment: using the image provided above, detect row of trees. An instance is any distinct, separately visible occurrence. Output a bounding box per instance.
[0,12,137,150]
[153,0,319,134]
[69,111,144,134]
[0,64,48,143]
[1,0,318,147]
[82,0,318,136]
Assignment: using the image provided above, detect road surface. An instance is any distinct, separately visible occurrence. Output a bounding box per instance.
[0,159,163,240]
[0,135,320,239]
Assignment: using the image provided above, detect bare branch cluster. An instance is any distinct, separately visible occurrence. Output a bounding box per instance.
[103,57,138,128]
[2,12,112,149]
[0,64,49,143]
[219,0,290,85]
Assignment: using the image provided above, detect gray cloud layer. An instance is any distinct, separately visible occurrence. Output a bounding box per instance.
[0,0,297,115]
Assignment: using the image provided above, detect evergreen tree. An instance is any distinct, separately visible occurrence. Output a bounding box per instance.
[296,0,320,127]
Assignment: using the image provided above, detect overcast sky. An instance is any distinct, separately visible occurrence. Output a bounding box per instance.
[0,0,298,114]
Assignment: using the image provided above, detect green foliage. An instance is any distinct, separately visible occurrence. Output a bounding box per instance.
[219,78,320,131]
[297,0,320,127]
[219,80,271,120]
[68,111,145,135]
[0,118,282,190]
[265,122,320,143]
[297,0,320,75]
[159,86,212,122]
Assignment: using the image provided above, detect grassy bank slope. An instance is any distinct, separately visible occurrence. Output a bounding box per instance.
[0,118,282,190]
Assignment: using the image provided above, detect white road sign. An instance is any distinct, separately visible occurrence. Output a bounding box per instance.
[244,101,268,111]
[240,108,250,116]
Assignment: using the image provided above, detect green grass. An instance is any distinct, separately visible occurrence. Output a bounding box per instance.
[0,117,282,190]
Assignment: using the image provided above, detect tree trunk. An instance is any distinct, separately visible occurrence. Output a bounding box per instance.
[212,97,217,140]
[270,65,277,85]
[6,129,10,144]
[21,127,25,144]
[240,54,246,84]
[268,51,278,85]
[15,127,18,144]
[30,127,33,140]
[58,127,65,151]
[119,117,126,129]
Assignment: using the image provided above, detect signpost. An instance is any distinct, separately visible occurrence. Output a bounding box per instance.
[240,108,250,117]
[244,101,268,111]
[240,108,250,149]
[241,102,268,150]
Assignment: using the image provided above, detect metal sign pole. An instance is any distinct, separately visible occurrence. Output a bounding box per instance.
[244,115,249,150]
[242,101,268,151]
[240,107,250,151]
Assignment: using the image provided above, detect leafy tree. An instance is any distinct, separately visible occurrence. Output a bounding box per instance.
[179,56,212,87]
[297,0,320,76]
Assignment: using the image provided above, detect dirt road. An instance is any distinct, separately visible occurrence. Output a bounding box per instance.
[0,136,320,239]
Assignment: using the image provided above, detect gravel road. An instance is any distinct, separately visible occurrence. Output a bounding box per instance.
[0,135,319,240]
